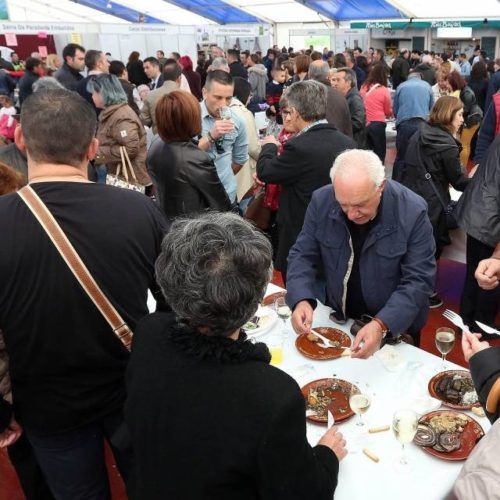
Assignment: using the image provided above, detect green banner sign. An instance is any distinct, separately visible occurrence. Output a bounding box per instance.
[351,20,500,29]
[0,0,9,20]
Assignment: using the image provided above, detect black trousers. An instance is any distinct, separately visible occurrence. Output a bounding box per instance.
[366,121,387,164]
[392,118,424,182]
[460,234,500,330]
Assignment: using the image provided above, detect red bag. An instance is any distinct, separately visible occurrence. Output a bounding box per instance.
[0,114,17,141]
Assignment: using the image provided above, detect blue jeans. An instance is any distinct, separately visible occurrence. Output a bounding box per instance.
[366,121,387,164]
[25,411,135,500]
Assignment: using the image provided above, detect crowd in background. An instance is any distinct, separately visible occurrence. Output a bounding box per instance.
[0,38,499,500]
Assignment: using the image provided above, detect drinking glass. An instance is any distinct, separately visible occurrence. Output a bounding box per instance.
[435,327,455,369]
[392,409,419,471]
[219,106,232,121]
[274,295,291,335]
[267,333,284,366]
[349,383,371,427]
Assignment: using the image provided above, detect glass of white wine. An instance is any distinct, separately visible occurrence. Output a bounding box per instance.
[392,409,419,471]
[349,383,371,427]
[435,327,455,369]
[275,295,291,335]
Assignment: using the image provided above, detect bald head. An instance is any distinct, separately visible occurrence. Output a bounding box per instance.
[308,60,330,81]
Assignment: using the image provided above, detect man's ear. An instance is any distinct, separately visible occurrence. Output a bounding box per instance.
[14,124,26,153]
[87,137,99,161]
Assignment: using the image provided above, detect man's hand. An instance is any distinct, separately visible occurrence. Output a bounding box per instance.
[252,172,265,187]
[0,418,22,448]
[462,330,490,363]
[291,300,313,335]
[351,320,384,359]
[261,135,280,147]
[210,119,234,140]
[475,258,500,290]
[318,426,347,461]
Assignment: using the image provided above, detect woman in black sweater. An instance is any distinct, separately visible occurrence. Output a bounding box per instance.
[126,212,346,499]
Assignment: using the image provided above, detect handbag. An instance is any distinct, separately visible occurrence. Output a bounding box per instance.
[17,185,133,350]
[106,146,145,194]
[244,187,272,231]
[415,140,458,230]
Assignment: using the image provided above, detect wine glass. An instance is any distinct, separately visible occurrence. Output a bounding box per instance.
[392,409,419,472]
[219,106,232,121]
[349,383,371,427]
[274,295,291,335]
[435,327,455,369]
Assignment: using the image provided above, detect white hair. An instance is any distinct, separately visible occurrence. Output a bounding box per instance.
[330,149,385,187]
[422,54,432,64]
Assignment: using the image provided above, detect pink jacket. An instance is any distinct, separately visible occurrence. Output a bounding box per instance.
[360,84,393,124]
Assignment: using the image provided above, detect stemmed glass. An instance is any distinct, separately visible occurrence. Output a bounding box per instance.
[349,383,371,427]
[392,409,419,472]
[435,327,455,369]
[274,295,291,335]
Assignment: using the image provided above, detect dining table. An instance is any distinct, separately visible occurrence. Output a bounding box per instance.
[259,283,491,500]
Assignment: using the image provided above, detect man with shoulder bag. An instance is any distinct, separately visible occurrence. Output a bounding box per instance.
[0,89,168,499]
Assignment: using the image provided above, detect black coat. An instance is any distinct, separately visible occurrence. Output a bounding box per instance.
[391,55,410,89]
[126,312,339,500]
[54,62,83,90]
[147,138,231,219]
[18,70,39,107]
[229,61,248,80]
[345,86,366,147]
[400,122,469,249]
[75,75,101,116]
[256,123,355,271]
[460,85,483,127]
[119,78,140,116]
[456,134,500,248]
[470,346,500,423]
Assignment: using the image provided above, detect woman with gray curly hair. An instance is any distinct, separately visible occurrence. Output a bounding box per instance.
[126,212,346,499]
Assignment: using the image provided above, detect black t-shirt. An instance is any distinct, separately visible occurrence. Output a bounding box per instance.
[0,182,168,434]
[345,210,380,320]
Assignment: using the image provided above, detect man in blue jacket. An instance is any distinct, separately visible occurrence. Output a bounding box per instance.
[287,149,436,358]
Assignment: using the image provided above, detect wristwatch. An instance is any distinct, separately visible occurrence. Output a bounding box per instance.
[207,131,216,144]
[372,317,389,339]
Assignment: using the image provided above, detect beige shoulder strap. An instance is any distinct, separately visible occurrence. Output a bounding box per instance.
[17,185,133,350]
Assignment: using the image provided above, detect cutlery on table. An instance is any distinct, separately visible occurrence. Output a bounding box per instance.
[475,321,500,336]
[442,309,471,334]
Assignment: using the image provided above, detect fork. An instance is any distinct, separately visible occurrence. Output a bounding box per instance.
[311,329,350,350]
[475,321,500,336]
[442,309,471,334]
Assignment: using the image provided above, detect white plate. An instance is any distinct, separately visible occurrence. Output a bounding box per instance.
[243,306,278,339]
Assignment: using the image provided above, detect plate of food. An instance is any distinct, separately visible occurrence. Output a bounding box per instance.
[301,378,359,424]
[242,306,278,339]
[428,370,480,410]
[413,410,484,461]
[296,327,351,360]
[262,291,286,307]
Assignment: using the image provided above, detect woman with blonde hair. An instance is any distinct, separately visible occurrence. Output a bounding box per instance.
[400,95,470,307]
[45,54,61,76]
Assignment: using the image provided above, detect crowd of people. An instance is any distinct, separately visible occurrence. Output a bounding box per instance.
[0,39,499,499]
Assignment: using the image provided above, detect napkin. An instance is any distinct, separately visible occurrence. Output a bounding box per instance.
[374,345,405,372]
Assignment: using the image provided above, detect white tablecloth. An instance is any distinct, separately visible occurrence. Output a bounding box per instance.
[262,284,490,500]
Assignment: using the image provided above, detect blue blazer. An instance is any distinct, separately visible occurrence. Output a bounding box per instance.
[286,180,436,335]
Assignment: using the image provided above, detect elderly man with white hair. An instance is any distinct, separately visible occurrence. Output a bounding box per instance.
[286,149,436,358]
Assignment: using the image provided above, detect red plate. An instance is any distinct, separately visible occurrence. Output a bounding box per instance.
[416,410,484,461]
[262,291,286,307]
[301,378,359,424]
[428,370,480,410]
[296,327,351,360]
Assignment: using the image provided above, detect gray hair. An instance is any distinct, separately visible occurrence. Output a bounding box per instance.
[280,80,326,122]
[422,54,432,64]
[210,57,229,72]
[330,149,385,187]
[33,77,65,92]
[86,73,127,106]
[308,61,329,81]
[155,212,273,337]
[337,67,357,88]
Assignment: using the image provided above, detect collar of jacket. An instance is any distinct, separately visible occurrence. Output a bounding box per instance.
[63,62,83,78]
[99,102,127,120]
[167,317,272,364]
[328,180,399,250]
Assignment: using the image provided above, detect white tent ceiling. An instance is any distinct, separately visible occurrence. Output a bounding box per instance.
[5,0,500,24]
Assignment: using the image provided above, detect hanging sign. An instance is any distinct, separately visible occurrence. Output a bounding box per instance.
[5,33,17,46]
